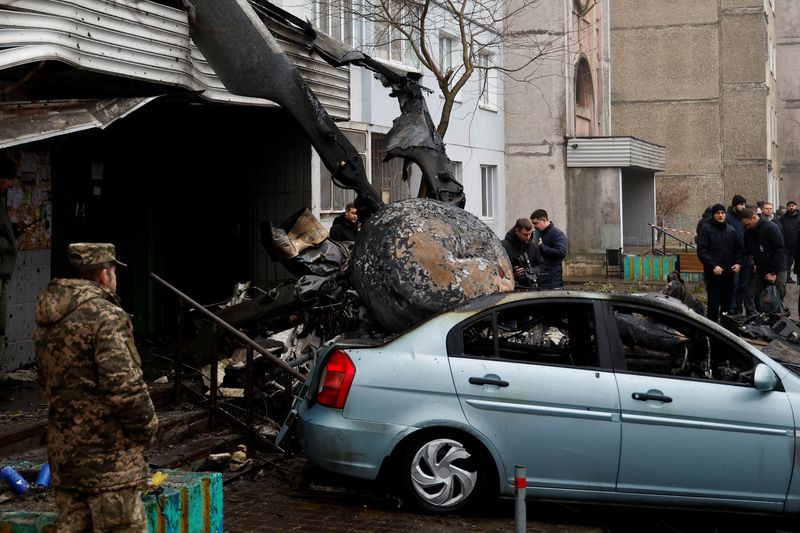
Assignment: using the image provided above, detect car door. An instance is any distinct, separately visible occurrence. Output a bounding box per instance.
[448,299,621,491]
[606,303,794,504]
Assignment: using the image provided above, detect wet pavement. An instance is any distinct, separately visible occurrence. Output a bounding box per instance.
[222,457,800,532]
[784,279,799,319]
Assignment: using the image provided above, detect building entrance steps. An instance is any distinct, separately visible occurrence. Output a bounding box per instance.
[0,374,239,532]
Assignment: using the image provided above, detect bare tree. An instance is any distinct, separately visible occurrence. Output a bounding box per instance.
[656,179,691,243]
[307,0,566,138]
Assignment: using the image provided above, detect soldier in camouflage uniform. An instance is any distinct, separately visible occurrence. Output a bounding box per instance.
[34,243,158,533]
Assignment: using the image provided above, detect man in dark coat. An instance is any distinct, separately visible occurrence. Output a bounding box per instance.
[727,194,754,315]
[695,205,713,244]
[34,243,158,532]
[781,200,800,283]
[329,203,359,242]
[530,209,567,289]
[696,204,743,321]
[742,209,788,311]
[501,218,545,290]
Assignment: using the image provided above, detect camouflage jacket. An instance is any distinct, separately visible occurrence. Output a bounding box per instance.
[33,279,158,492]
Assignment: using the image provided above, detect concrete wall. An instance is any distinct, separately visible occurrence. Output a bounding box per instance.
[504,0,567,234]
[721,5,773,206]
[3,250,50,373]
[610,0,772,222]
[778,0,800,203]
[505,0,610,241]
[567,167,620,253]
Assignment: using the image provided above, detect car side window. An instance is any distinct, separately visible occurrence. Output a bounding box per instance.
[462,303,599,368]
[612,306,756,385]
[462,316,496,357]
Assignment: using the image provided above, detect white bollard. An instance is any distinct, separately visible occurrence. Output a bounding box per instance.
[514,465,526,533]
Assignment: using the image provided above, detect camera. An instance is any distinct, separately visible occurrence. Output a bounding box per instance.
[515,253,540,290]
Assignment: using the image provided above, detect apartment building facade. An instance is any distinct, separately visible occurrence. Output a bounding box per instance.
[281,0,508,235]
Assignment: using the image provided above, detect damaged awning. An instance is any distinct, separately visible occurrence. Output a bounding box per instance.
[0,97,159,149]
[0,0,349,119]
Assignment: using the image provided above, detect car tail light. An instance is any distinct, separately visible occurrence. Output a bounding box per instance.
[316,350,356,409]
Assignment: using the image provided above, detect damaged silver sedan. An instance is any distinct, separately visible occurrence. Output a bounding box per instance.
[287,291,800,515]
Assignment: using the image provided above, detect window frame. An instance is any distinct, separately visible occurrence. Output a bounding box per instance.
[480,164,496,219]
[437,34,463,102]
[373,1,421,68]
[446,299,609,371]
[313,0,364,47]
[604,302,764,388]
[449,160,463,183]
[477,51,498,111]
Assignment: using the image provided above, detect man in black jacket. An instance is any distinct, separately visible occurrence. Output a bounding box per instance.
[697,204,743,321]
[727,195,754,315]
[329,203,359,242]
[530,209,567,289]
[781,200,800,283]
[742,208,787,311]
[501,218,545,290]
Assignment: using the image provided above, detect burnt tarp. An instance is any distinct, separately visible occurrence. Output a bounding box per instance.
[0,97,159,149]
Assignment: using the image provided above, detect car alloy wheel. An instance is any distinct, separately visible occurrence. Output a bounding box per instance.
[404,435,487,512]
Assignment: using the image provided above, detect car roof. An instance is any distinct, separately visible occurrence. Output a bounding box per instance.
[332,290,699,349]
[451,290,696,316]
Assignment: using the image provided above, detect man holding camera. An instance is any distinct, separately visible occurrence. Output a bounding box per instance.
[501,218,545,290]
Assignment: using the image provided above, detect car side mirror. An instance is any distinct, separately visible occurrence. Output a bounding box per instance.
[753,363,778,391]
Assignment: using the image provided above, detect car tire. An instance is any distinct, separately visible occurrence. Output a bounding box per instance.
[399,431,494,514]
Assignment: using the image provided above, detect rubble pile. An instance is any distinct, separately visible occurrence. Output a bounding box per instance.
[177,200,512,425]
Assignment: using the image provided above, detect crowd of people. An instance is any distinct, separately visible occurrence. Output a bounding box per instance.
[696,195,796,322]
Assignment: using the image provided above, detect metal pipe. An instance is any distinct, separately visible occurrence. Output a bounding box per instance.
[514,465,526,533]
[149,273,304,381]
[651,225,656,255]
[283,372,293,419]
[245,346,254,445]
[287,351,314,368]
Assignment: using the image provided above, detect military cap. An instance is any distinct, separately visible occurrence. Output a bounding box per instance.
[68,243,127,267]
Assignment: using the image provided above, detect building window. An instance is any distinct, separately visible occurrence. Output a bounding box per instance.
[440,35,453,75]
[477,52,497,109]
[450,160,462,183]
[313,0,364,47]
[371,133,411,204]
[374,1,420,67]
[481,165,496,219]
[320,129,367,212]
[574,0,591,13]
[574,56,594,136]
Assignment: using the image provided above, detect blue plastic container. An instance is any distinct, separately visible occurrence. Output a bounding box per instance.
[34,464,50,489]
[0,466,30,494]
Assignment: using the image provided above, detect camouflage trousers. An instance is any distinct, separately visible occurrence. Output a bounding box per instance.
[54,487,147,533]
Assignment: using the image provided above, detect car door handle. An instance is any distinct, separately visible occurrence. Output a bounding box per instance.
[469,377,509,387]
[632,392,672,403]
